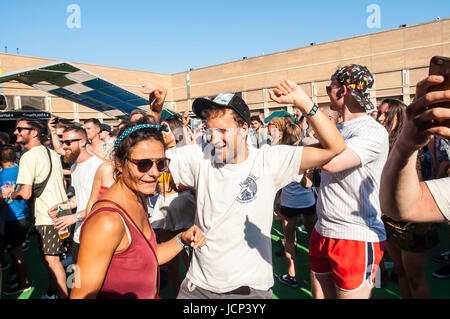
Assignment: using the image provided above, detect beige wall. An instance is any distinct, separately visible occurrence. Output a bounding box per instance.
[1,18,449,122]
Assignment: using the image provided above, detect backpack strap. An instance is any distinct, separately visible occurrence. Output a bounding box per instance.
[32,147,53,198]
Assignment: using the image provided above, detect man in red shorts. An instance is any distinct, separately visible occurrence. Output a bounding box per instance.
[309,65,388,299]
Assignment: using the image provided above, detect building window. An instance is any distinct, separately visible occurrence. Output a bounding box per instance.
[20,96,46,111]
[0,94,14,111]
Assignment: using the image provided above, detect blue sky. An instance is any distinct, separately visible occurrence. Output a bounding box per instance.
[1,0,448,74]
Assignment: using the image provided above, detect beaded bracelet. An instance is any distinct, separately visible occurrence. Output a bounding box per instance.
[175,234,191,256]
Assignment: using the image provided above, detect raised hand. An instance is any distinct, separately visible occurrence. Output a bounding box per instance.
[141,82,167,114]
[48,117,57,134]
[397,75,450,151]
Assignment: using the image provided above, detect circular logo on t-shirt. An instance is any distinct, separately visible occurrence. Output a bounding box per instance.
[237,174,258,203]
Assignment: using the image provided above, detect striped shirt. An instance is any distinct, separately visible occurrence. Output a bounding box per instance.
[315,116,388,242]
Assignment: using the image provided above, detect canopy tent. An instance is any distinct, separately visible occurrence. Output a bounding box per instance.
[0,61,175,120]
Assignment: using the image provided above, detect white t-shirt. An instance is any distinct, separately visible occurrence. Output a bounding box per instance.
[281,182,316,209]
[16,145,67,226]
[71,155,104,243]
[167,143,303,293]
[315,116,388,242]
[150,190,196,231]
[425,177,450,221]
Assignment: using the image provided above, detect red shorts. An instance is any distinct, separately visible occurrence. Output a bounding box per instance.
[309,228,385,291]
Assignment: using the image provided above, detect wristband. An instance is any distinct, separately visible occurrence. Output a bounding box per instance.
[303,103,319,118]
[175,234,191,256]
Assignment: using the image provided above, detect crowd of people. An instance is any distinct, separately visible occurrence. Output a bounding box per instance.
[0,62,448,299]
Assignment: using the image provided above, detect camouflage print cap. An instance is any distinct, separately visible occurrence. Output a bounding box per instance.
[332,64,375,113]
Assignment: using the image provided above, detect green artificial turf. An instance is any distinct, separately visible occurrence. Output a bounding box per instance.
[2,222,449,299]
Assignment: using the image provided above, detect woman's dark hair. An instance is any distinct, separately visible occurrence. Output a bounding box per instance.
[161,113,187,147]
[113,120,167,181]
[379,99,406,149]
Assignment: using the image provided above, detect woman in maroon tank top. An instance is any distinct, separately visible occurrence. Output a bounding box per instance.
[70,117,206,299]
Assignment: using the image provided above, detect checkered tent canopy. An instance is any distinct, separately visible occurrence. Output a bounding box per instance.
[0,61,174,119]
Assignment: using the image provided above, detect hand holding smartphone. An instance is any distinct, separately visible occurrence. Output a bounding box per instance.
[427,56,450,108]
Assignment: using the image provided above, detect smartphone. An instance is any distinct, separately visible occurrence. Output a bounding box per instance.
[428,56,450,107]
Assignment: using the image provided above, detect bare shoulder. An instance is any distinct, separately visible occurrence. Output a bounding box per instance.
[98,160,114,172]
[95,161,114,179]
[83,203,125,238]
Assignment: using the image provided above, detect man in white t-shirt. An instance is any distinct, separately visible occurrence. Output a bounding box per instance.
[2,119,68,299]
[309,65,389,299]
[156,80,346,299]
[48,126,104,265]
[380,75,450,223]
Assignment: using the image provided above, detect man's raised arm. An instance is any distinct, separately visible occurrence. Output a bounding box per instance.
[141,82,167,124]
[269,80,346,172]
[380,75,450,222]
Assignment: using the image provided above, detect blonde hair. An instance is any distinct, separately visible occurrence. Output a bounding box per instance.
[281,123,303,146]
[274,116,292,132]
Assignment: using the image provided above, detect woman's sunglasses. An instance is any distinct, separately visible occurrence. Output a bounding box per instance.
[127,157,170,173]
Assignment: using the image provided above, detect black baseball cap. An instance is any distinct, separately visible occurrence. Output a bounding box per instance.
[100,123,111,133]
[193,93,251,125]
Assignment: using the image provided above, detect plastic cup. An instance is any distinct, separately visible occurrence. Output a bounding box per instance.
[57,206,70,240]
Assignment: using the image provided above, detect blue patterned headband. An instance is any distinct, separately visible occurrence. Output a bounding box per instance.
[114,124,169,150]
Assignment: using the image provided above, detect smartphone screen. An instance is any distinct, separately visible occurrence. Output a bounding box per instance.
[428,56,450,107]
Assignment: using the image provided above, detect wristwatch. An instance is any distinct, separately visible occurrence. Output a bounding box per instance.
[303,103,319,118]
[75,211,83,222]
[6,192,14,205]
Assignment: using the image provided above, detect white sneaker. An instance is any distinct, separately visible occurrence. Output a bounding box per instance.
[41,293,58,299]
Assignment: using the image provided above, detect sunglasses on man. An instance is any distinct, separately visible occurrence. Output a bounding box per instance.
[15,127,35,133]
[127,157,170,173]
[61,138,82,146]
[326,84,341,95]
